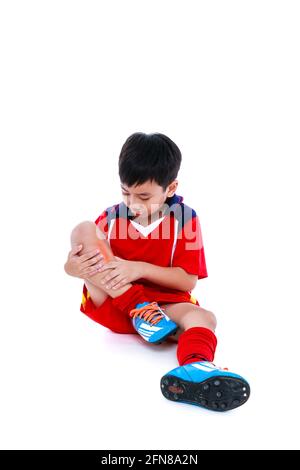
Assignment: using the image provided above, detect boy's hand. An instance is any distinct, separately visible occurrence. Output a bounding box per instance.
[64,245,104,279]
[97,257,144,290]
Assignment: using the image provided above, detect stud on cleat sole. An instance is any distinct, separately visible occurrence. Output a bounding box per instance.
[160,374,250,412]
[168,384,184,394]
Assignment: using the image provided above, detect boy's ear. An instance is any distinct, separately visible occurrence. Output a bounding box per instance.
[167,179,178,197]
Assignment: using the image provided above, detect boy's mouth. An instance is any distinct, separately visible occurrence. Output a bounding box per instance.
[130,207,144,216]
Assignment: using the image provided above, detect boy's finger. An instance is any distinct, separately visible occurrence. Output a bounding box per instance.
[82,254,104,268]
[98,262,117,272]
[70,244,82,255]
[79,249,101,261]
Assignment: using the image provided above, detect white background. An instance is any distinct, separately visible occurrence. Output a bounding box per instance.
[0,0,299,450]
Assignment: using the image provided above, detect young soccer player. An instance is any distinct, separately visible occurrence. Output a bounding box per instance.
[64,132,250,412]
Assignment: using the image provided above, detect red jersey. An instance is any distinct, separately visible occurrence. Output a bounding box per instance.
[80,194,208,313]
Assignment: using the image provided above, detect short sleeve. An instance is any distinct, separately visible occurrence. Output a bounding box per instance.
[171,214,208,279]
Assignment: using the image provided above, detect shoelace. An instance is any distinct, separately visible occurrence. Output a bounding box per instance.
[129,301,164,325]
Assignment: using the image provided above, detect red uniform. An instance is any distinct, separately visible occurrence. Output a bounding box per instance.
[80,194,208,333]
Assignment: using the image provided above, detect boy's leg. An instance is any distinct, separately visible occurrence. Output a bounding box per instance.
[71,221,166,321]
[71,221,134,301]
[159,302,217,332]
[159,302,250,412]
[71,221,179,342]
[72,222,148,332]
[160,302,217,342]
[159,302,217,363]
[83,279,108,309]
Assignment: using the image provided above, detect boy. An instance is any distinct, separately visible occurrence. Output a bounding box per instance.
[64,132,250,412]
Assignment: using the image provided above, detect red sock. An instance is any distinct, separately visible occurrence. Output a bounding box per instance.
[177,327,217,366]
[111,283,150,316]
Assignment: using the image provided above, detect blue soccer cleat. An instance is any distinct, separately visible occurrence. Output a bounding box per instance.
[129,301,178,344]
[160,361,250,412]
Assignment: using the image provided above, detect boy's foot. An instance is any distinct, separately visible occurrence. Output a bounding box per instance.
[160,361,250,412]
[129,301,178,344]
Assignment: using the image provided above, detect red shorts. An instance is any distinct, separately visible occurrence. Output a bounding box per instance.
[80,283,200,334]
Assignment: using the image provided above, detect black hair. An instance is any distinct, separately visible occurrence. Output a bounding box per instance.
[118,132,182,191]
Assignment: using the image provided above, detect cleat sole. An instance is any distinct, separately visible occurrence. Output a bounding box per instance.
[160,374,250,412]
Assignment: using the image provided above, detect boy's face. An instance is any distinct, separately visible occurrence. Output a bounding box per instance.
[120,179,178,220]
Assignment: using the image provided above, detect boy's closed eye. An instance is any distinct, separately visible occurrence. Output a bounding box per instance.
[121,192,150,201]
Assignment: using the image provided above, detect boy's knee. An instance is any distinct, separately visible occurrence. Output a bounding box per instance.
[206,310,217,330]
[71,221,101,249]
[181,307,217,331]
[71,221,95,238]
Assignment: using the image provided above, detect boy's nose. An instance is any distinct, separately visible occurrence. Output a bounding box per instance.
[129,203,145,214]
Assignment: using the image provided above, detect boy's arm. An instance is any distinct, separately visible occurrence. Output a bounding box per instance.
[140,262,198,292]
